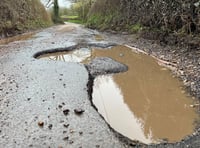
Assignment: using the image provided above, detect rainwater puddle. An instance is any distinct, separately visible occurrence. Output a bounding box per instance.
[38,45,198,144]
[95,34,104,41]
[0,32,34,45]
[37,48,91,63]
[92,46,198,144]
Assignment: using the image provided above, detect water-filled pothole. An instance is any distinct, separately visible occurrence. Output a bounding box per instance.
[37,47,91,63]
[0,32,34,45]
[37,45,198,144]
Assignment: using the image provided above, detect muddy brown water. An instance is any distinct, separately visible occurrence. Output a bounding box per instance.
[0,32,34,45]
[38,45,198,144]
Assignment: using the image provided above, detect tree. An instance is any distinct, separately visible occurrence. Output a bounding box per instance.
[70,0,94,21]
[44,0,61,23]
[53,0,59,21]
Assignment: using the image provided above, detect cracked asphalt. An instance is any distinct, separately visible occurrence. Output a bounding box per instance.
[0,23,129,148]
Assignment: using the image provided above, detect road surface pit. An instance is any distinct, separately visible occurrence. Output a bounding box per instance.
[37,48,91,63]
[92,45,198,144]
[95,34,104,41]
[0,32,34,45]
[37,45,198,144]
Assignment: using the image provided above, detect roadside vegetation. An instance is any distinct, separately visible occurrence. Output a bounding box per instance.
[59,0,200,50]
[1,0,200,49]
[0,0,52,38]
[86,0,200,49]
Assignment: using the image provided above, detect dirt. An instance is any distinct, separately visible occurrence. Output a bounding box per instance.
[0,22,200,147]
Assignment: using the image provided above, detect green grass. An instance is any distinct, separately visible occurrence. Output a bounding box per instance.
[62,15,79,19]
[129,23,143,33]
[60,15,84,24]
[67,19,84,24]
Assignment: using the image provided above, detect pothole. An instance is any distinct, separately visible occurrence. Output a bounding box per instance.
[35,45,199,144]
[37,47,91,63]
[0,32,35,45]
[94,34,104,41]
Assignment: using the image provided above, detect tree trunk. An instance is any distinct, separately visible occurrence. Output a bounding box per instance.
[54,0,59,21]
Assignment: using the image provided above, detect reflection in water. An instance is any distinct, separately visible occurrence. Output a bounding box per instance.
[93,75,153,143]
[92,46,198,144]
[38,48,91,63]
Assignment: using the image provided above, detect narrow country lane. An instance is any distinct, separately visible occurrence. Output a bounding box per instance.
[0,23,200,148]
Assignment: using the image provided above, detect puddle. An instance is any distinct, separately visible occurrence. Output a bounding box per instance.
[0,32,34,45]
[91,46,198,144]
[37,45,198,144]
[37,48,91,63]
[95,34,104,41]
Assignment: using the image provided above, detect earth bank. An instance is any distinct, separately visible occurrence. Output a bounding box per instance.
[0,0,51,39]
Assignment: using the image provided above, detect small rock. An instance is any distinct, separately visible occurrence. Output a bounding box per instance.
[27,98,31,101]
[79,131,83,135]
[70,129,74,133]
[63,109,70,115]
[58,105,62,108]
[69,141,74,144]
[74,109,84,115]
[63,124,69,128]
[48,124,53,130]
[38,121,44,127]
[63,137,69,141]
